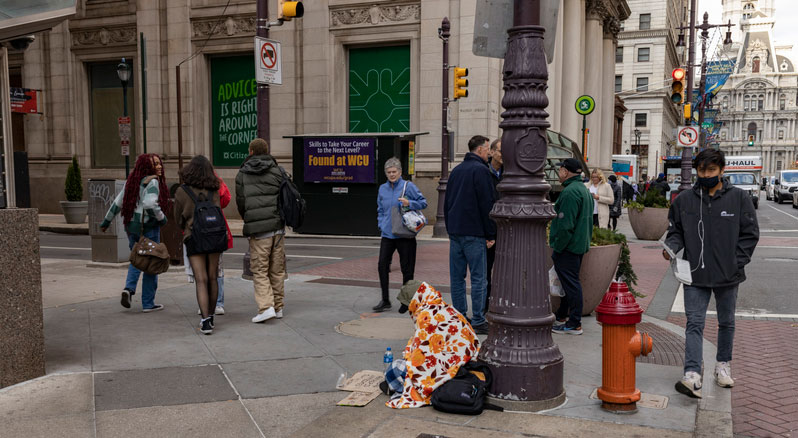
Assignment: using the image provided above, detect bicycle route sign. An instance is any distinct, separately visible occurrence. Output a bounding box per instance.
[575,95,595,116]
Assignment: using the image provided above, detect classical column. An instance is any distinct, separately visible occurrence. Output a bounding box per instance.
[560,0,585,141]
[479,0,565,411]
[599,19,619,170]
[583,8,603,162]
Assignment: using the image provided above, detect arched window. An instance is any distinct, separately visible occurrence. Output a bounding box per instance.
[748,122,757,140]
[744,94,751,111]
[758,94,765,111]
[780,94,786,110]
[744,3,754,11]
[753,56,761,73]
[723,95,729,110]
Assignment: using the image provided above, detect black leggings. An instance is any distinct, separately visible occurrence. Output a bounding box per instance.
[189,253,221,318]
[608,217,618,231]
[377,237,417,301]
[593,214,599,227]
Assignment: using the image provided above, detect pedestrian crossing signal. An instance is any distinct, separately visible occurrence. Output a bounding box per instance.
[278,0,304,20]
[453,67,468,99]
[671,68,686,104]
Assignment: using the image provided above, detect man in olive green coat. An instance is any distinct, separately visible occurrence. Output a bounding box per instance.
[236,138,285,323]
[549,158,593,335]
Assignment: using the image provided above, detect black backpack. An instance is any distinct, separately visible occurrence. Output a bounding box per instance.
[277,167,306,230]
[431,361,504,415]
[181,185,228,254]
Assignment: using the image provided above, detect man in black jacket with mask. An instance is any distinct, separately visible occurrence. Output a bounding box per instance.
[663,149,759,399]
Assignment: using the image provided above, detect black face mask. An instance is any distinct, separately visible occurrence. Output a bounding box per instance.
[697,175,720,188]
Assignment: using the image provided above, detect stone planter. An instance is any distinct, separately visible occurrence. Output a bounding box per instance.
[60,201,88,224]
[546,244,622,316]
[627,207,669,240]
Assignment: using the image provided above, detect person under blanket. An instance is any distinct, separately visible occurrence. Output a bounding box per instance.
[385,280,480,409]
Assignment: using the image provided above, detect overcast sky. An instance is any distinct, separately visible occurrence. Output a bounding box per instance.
[699,0,798,53]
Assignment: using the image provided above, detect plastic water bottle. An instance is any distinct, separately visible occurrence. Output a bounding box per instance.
[383,347,393,372]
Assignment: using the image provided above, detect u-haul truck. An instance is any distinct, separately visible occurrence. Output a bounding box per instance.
[725,155,761,209]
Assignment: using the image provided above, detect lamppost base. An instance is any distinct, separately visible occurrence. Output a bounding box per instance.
[432,222,448,238]
[487,391,567,412]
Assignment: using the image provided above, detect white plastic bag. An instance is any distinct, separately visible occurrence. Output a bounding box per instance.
[549,266,565,297]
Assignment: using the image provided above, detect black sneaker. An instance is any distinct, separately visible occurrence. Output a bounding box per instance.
[372,300,392,312]
[200,318,213,335]
[121,289,132,308]
[209,315,214,328]
[473,323,489,335]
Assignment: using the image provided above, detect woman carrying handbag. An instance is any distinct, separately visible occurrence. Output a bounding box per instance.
[100,154,171,312]
[374,157,427,312]
[174,156,229,335]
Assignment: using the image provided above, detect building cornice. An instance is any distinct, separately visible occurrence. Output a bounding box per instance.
[71,24,137,50]
[618,29,670,40]
[329,2,420,30]
[191,14,256,41]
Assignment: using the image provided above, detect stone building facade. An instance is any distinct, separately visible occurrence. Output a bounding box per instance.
[715,0,798,175]
[614,0,686,180]
[12,0,628,216]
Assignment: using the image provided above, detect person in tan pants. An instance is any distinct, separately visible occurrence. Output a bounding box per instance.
[236,138,286,323]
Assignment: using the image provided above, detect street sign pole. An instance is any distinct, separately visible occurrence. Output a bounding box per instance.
[575,95,595,167]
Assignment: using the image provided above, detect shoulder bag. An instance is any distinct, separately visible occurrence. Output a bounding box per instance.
[128,176,171,275]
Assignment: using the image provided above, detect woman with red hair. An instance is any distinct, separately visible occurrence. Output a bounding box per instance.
[100,154,171,312]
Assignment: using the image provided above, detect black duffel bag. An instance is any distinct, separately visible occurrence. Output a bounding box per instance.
[431,361,504,415]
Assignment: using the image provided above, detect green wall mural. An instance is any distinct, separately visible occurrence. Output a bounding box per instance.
[348,45,410,133]
[211,55,257,167]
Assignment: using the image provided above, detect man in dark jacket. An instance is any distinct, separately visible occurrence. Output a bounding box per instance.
[444,135,496,335]
[651,173,671,197]
[486,139,503,303]
[664,149,759,399]
[236,138,285,324]
[550,158,593,335]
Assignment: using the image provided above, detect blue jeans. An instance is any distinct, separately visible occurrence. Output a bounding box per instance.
[126,228,160,309]
[683,284,738,373]
[553,250,584,328]
[449,235,487,326]
[216,277,224,307]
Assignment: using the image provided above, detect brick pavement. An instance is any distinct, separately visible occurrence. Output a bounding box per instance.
[668,315,798,438]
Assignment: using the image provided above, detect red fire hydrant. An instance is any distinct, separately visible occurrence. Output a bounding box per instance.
[595,280,653,413]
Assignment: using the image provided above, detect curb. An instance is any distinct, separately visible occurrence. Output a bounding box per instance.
[39,225,88,235]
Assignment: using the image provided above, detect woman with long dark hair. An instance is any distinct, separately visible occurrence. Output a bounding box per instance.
[100,153,171,312]
[175,155,228,335]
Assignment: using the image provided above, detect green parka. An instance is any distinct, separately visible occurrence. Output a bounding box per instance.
[549,175,593,255]
[235,154,283,236]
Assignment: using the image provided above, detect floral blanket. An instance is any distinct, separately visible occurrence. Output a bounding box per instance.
[386,282,479,409]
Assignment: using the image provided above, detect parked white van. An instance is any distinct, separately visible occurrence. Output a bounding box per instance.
[773,169,798,204]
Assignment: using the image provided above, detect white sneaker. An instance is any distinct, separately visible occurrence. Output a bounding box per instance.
[714,362,734,388]
[252,307,276,323]
[675,371,703,398]
[215,306,225,315]
[275,309,283,319]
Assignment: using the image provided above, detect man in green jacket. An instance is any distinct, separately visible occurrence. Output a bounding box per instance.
[236,138,285,324]
[549,158,593,335]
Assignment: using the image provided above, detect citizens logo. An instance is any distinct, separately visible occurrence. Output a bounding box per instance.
[720,211,735,217]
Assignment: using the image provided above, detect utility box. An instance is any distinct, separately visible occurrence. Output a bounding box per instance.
[286,132,427,236]
[88,179,129,262]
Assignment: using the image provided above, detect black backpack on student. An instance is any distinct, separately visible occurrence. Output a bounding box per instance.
[431,361,504,415]
[277,167,306,230]
[181,185,228,254]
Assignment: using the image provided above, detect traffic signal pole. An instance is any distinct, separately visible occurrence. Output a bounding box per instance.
[256,0,270,141]
[433,18,450,238]
[679,0,698,193]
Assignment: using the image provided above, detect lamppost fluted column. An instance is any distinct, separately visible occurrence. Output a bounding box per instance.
[433,17,450,238]
[679,0,698,192]
[477,0,565,411]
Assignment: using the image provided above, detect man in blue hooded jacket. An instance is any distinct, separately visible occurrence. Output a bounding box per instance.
[444,135,497,334]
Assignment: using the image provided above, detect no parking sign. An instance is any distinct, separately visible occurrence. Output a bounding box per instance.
[255,37,282,85]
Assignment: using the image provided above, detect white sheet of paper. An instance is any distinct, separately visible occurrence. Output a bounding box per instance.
[660,241,692,285]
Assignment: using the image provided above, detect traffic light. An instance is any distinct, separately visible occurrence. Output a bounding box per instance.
[453,67,468,99]
[748,135,754,147]
[278,0,304,20]
[671,68,686,104]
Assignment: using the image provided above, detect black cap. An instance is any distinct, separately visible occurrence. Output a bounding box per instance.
[557,158,582,174]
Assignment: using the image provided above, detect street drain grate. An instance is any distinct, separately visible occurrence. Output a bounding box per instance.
[635,322,685,367]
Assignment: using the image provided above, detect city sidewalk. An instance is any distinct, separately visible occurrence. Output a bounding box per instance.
[5,212,733,437]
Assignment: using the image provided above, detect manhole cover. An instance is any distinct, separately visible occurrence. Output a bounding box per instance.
[336,317,415,340]
[635,322,685,367]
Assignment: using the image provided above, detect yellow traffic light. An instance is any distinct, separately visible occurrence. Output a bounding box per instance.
[278,0,304,20]
[684,102,691,121]
[671,68,686,104]
[453,67,468,99]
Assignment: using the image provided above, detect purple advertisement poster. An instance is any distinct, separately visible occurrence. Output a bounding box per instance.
[303,137,375,183]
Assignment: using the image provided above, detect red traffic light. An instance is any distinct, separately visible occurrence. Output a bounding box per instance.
[672,68,686,81]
